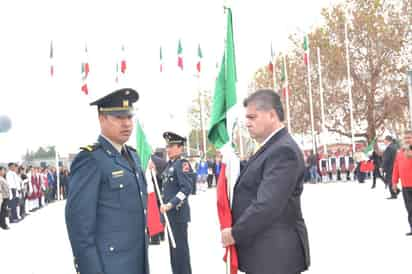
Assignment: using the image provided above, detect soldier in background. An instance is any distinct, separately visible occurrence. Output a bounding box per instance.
[160,131,193,274]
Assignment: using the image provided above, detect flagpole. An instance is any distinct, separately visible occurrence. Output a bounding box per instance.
[150,169,176,248]
[305,36,316,154]
[271,42,277,90]
[317,47,327,154]
[197,78,208,157]
[283,54,292,134]
[345,12,356,154]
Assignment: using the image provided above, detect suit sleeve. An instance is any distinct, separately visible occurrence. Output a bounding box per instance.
[232,146,300,245]
[65,152,104,274]
[169,160,193,208]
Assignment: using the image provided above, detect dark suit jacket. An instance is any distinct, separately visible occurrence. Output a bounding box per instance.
[382,143,398,181]
[232,128,310,274]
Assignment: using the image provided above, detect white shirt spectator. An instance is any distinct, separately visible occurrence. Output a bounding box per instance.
[6,170,20,190]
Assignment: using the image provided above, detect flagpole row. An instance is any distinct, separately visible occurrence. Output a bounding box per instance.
[150,169,176,249]
[317,47,327,154]
[345,12,356,154]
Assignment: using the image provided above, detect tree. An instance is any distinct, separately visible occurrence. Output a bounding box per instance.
[253,0,411,143]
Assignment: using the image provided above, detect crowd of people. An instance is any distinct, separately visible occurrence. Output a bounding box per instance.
[0,163,69,230]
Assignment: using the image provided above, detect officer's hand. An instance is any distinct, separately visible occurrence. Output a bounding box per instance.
[160,203,172,213]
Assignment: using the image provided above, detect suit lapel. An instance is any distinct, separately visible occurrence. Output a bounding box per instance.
[236,128,288,184]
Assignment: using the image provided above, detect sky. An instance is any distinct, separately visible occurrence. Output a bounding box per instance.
[0,0,339,162]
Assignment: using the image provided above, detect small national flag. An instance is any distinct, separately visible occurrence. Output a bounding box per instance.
[120,45,127,74]
[160,46,164,72]
[303,35,309,65]
[268,42,274,75]
[49,41,54,77]
[81,44,89,95]
[136,121,164,236]
[196,44,202,74]
[177,39,183,70]
[281,55,290,97]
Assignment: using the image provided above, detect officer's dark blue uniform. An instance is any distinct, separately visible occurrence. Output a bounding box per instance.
[65,88,149,274]
[161,132,193,274]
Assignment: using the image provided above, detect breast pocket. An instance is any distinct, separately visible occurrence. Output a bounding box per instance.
[109,175,142,212]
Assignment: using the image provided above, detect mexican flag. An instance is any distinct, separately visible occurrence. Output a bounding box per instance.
[177,39,183,70]
[208,7,239,274]
[49,41,54,77]
[81,44,89,95]
[303,35,309,65]
[196,44,202,74]
[160,46,164,72]
[281,55,289,97]
[120,45,127,74]
[268,42,274,76]
[136,121,164,236]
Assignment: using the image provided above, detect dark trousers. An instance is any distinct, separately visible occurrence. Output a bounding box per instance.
[19,196,26,217]
[385,175,399,198]
[402,188,412,231]
[10,189,18,220]
[207,175,213,188]
[372,170,382,188]
[0,198,9,227]
[168,222,192,274]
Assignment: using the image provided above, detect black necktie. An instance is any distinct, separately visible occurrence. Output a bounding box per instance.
[121,147,135,172]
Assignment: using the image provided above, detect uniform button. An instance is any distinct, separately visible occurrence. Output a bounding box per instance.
[119,184,123,188]
[109,246,114,252]
[145,228,148,234]
[144,209,147,215]
[140,191,143,196]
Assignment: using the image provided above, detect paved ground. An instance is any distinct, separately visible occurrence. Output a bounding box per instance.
[1,179,411,274]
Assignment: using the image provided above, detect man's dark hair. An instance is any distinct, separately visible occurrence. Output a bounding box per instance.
[8,162,15,168]
[243,89,285,121]
[384,135,393,142]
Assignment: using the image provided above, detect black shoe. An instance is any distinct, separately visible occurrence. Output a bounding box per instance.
[9,219,20,223]
[386,197,397,200]
[0,225,10,230]
[406,232,412,236]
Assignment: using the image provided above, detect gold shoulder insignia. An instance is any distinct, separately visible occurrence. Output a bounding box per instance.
[80,143,101,152]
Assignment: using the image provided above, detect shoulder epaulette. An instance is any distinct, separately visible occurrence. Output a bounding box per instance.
[80,143,101,152]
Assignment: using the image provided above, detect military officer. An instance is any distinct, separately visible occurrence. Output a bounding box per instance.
[160,132,193,274]
[65,88,149,274]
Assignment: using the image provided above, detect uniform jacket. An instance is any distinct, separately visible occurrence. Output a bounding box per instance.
[65,135,149,274]
[161,158,193,223]
[232,128,310,274]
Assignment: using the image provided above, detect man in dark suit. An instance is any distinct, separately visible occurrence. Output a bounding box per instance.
[382,135,400,199]
[221,89,310,274]
[65,88,149,274]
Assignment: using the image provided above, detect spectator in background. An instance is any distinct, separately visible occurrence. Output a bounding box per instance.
[6,163,20,223]
[59,167,69,199]
[0,166,10,229]
[196,158,208,192]
[47,167,56,202]
[391,130,412,236]
[17,166,28,219]
[214,156,222,185]
[207,158,215,188]
[382,135,400,199]
[307,151,319,183]
[371,148,383,189]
